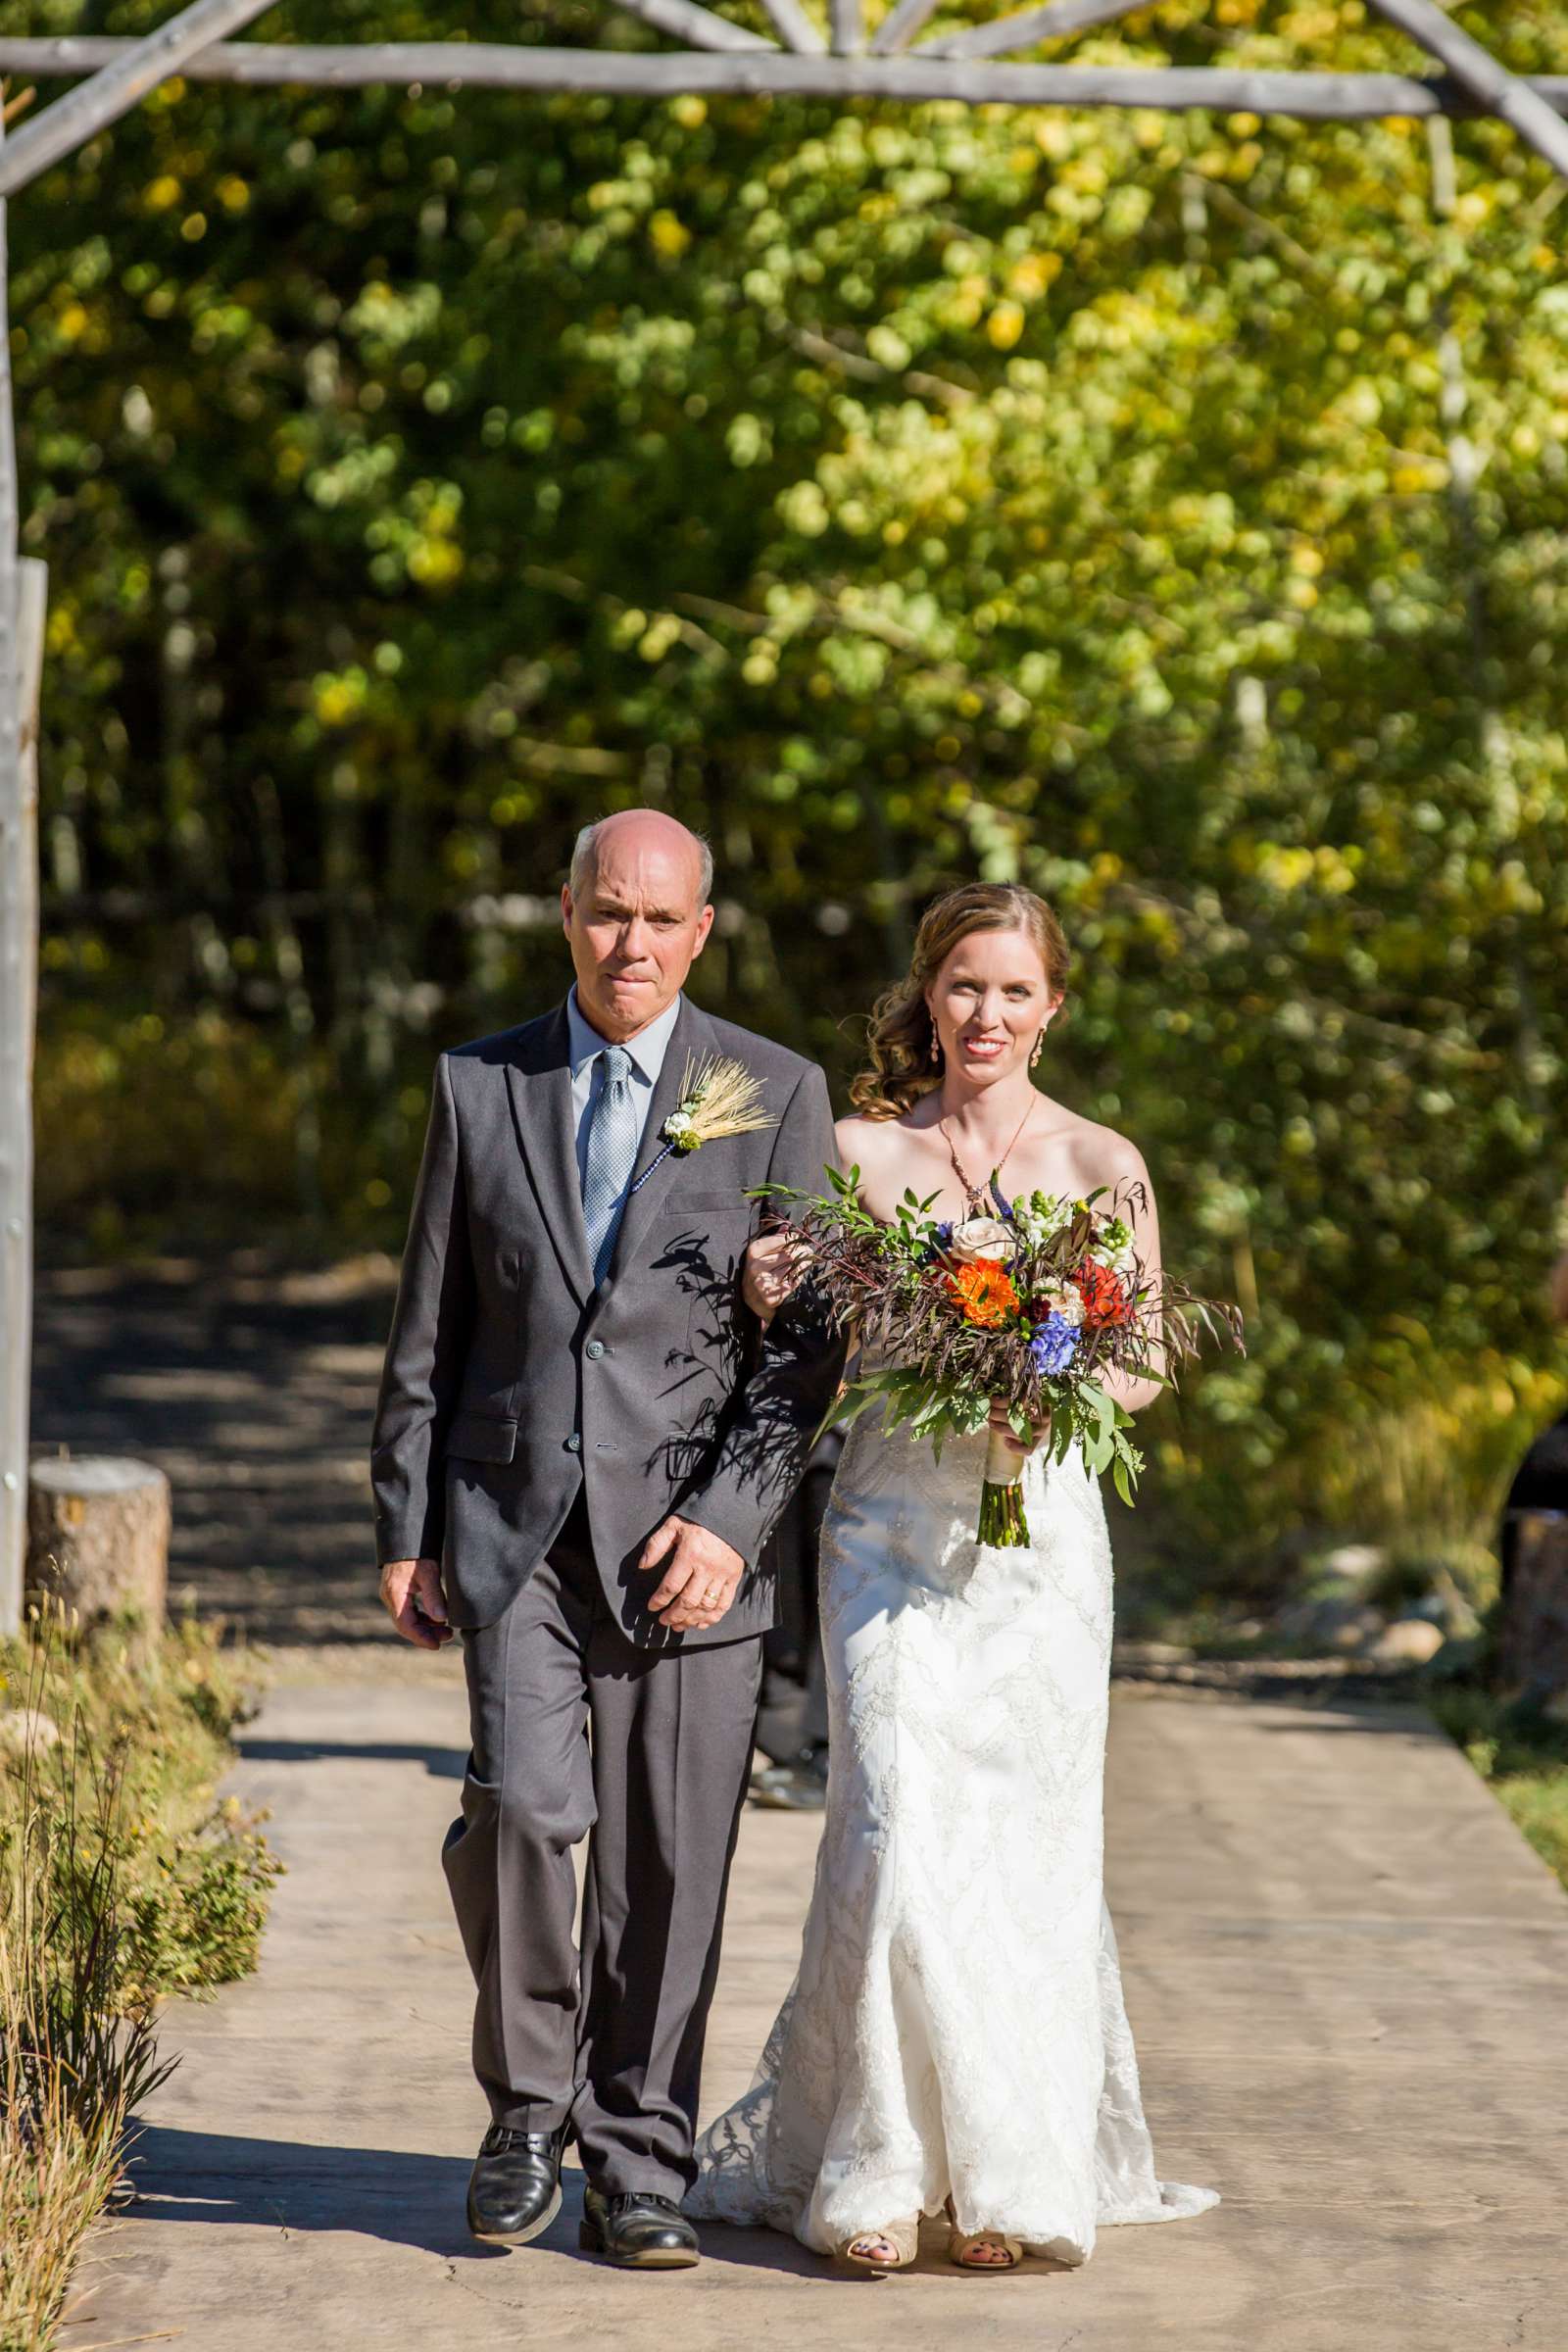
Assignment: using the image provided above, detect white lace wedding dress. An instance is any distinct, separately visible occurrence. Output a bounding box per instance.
[688,1406,1219,2263]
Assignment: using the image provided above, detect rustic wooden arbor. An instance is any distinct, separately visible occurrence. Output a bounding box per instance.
[0,0,1562,1630]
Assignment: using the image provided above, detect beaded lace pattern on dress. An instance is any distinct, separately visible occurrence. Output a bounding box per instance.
[689,1405,1219,2262]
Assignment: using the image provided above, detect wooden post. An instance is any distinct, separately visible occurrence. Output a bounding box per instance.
[25,1454,172,1637]
[0,88,27,1639]
[0,39,47,1645]
[3,559,45,1635]
[26,1439,170,1646]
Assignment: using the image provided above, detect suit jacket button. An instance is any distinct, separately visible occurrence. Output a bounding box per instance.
[585,1340,605,1359]
[565,1433,581,1454]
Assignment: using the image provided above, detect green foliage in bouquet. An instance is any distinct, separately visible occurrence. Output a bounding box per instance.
[754,1165,1244,1536]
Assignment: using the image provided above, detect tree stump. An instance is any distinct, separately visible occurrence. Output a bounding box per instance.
[25,1454,171,1634]
[1495,1511,1568,1712]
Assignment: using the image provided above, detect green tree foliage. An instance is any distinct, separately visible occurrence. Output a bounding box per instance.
[9,0,1568,1575]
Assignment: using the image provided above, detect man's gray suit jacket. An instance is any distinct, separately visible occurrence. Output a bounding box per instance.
[369,994,844,1648]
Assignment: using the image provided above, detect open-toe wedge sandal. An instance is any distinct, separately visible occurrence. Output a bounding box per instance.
[944,2196,1022,2272]
[835,2215,919,2274]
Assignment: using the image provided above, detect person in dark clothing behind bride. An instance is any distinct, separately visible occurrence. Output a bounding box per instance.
[752,1427,842,1811]
[1498,1215,1568,1620]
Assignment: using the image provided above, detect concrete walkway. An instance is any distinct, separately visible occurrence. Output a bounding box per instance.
[59,1662,1568,2352]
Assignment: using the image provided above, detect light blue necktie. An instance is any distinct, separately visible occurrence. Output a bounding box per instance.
[581,1045,639,1287]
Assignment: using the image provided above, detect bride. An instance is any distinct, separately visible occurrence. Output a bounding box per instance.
[687,881,1219,2275]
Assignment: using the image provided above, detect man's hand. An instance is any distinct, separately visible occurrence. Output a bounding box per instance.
[379,1556,453,1649]
[638,1515,746,1633]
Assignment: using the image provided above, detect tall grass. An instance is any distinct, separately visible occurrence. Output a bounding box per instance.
[0,1609,278,2351]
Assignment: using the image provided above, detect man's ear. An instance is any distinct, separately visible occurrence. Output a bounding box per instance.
[689,902,716,958]
[561,883,573,941]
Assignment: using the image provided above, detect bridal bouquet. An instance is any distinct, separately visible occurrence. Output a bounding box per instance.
[752,1169,1244,1546]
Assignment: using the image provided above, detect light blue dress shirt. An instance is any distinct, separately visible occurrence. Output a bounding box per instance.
[565,983,683,1197]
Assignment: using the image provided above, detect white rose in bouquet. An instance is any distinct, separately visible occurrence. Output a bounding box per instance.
[948,1214,1018,1264]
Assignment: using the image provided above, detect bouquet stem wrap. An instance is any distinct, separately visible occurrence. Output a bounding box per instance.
[977,1426,1030,1547]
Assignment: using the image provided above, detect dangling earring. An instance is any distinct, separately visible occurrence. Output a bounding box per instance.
[1030,1026,1046,1069]
[930,1016,942,1068]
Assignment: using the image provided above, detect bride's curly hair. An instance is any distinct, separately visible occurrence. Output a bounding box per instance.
[849,883,1071,1122]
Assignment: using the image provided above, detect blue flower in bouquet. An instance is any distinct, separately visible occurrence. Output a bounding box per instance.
[1029,1315,1080,1377]
[920,1219,955,1264]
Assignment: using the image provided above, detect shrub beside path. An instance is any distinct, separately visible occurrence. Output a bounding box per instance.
[34,1257,1568,2349]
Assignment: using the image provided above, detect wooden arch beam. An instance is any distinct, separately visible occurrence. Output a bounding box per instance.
[0,0,280,201]
[758,0,827,54]
[1367,0,1568,182]
[3,39,1568,127]
[917,0,1152,67]
[604,0,776,56]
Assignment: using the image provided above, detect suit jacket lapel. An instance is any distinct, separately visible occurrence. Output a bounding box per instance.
[606,997,716,1285]
[503,1002,595,1307]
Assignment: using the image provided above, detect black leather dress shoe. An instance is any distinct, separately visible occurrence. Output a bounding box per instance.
[579,2185,701,2268]
[466,2122,567,2245]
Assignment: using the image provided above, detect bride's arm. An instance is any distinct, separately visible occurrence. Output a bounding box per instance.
[1094,1143,1169,1417]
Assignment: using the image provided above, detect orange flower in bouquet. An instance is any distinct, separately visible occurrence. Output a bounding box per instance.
[946,1260,1019,1327]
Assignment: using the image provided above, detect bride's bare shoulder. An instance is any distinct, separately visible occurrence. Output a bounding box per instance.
[832,1111,906,1175]
[1087,1116,1150,1178]
[1046,1100,1151,1191]
[1029,1091,1142,1185]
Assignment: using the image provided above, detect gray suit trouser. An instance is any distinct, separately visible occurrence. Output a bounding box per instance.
[442,1494,762,2200]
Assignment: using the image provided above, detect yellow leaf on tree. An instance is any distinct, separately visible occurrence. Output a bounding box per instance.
[988,302,1025,351]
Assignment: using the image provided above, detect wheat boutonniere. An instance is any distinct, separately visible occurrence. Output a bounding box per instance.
[628,1054,777,1199]
[663,1054,774,1152]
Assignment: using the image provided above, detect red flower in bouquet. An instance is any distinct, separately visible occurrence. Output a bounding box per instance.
[946,1260,1019,1328]
[1071,1262,1135,1329]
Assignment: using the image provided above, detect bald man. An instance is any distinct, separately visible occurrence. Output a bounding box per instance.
[370,810,843,2268]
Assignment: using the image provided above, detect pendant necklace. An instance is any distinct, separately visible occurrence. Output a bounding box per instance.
[939,1094,1039,1216]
